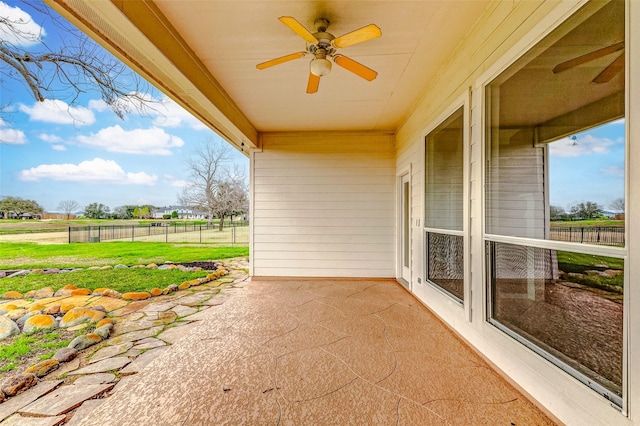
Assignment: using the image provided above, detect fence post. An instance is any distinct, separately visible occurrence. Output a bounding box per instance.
[132,225,135,242]
[199,225,202,243]
[165,225,168,243]
[68,226,71,244]
[233,225,236,245]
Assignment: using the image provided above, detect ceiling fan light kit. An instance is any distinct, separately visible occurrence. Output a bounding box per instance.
[256,16,382,93]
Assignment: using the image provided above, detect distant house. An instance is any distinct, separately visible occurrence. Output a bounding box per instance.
[152,206,208,220]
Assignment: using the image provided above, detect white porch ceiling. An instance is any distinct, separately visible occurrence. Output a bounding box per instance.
[152,1,492,132]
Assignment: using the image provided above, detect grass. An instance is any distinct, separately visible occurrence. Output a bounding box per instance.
[557,250,624,292]
[0,269,215,295]
[0,329,72,373]
[0,242,248,269]
[550,219,624,227]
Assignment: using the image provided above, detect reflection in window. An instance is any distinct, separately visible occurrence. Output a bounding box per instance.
[483,0,625,405]
[425,107,464,302]
[487,241,623,404]
[485,1,625,245]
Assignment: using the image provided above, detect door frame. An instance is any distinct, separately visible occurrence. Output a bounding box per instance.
[397,164,412,289]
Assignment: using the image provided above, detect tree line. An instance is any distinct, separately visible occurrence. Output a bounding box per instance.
[550,198,624,221]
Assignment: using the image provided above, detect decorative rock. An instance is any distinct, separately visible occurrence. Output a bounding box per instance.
[114,264,128,269]
[0,316,20,339]
[178,281,191,290]
[0,380,63,422]
[28,303,45,312]
[54,347,78,363]
[102,289,123,299]
[158,310,178,323]
[59,303,75,313]
[53,289,72,297]
[3,303,18,311]
[16,313,36,328]
[100,265,113,270]
[89,342,133,364]
[59,307,105,328]
[92,287,109,295]
[23,314,57,333]
[24,290,37,299]
[1,373,38,397]
[122,292,151,301]
[70,289,92,296]
[93,324,113,339]
[68,357,131,375]
[73,372,116,385]
[87,266,101,270]
[2,291,23,300]
[34,287,55,299]
[150,287,163,296]
[6,309,27,320]
[146,263,158,269]
[19,383,114,417]
[30,269,44,274]
[62,284,78,290]
[24,359,59,378]
[43,305,61,315]
[90,305,107,313]
[0,389,4,403]
[96,318,113,328]
[166,284,179,293]
[67,333,102,350]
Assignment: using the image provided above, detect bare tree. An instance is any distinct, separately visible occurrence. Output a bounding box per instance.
[610,197,625,212]
[56,199,80,219]
[179,140,248,230]
[1,0,153,120]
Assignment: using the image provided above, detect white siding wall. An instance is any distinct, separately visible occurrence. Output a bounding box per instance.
[252,132,395,277]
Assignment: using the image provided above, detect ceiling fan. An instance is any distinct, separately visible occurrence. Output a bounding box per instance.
[256,16,382,94]
[552,41,624,83]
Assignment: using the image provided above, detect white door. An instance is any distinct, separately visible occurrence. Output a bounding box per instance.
[400,173,411,287]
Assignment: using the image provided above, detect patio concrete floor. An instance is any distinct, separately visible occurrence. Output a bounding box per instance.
[75,278,556,425]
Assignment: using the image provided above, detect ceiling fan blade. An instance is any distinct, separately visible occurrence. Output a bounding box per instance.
[553,41,624,74]
[332,24,382,49]
[306,72,320,94]
[593,54,625,83]
[278,16,317,43]
[256,52,306,70]
[334,55,378,81]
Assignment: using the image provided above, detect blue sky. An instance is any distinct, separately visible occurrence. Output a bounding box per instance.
[549,119,625,212]
[0,1,247,212]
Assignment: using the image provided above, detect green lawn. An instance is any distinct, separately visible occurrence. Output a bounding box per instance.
[0,269,215,295]
[557,250,624,292]
[0,242,248,269]
[550,219,624,227]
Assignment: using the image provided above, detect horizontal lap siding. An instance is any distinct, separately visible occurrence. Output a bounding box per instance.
[253,132,395,277]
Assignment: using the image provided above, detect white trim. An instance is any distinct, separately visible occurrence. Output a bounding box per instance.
[396,163,412,287]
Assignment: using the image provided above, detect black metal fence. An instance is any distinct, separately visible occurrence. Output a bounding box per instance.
[550,226,625,246]
[69,222,248,245]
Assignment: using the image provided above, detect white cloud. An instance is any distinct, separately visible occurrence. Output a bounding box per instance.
[20,100,95,126]
[0,2,45,47]
[18,158,157,185]
[75,125,184,155]
[549,134,621,157]
[88,99,109,112]
[152,98,208,130]
[38,133,63,143]
[52,144,66,151]
[0,127,27,145]
[601,166,624,177]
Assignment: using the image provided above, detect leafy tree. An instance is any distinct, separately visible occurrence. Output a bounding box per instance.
[0,196,43,217]
[83,202,110,219]
[56,200,80,219]
[179,139,248,230]
[132,207,140,219]
[610,197,625,212]
[171,210,179,219]
[0,0,153,122]
[549,205,565,221]
[141,206,150,218]
[569,201,602,220]
[113,205,134,219]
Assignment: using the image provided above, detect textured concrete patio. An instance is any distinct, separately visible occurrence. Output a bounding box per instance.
[74,278,555,425]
